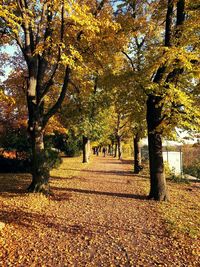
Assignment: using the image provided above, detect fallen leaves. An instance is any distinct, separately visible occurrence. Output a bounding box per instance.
[0,156,199,266]
[159,182,200,238]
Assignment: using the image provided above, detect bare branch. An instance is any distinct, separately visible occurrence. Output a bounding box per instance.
[122,51,135,71]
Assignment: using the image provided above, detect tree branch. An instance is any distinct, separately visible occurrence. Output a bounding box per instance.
[38,1,65,104]
[93,0,107,17]
[122,51,135,71]
[43,66,70,127]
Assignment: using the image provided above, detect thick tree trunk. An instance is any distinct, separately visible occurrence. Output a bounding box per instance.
[26,62,50,194]
[82,136,89,163]
[133,133,142,174]
[148,132,168,200]
[145,0,178,201]
[147,95,169,201]
[117,135,122,160]
[28,127,50,193]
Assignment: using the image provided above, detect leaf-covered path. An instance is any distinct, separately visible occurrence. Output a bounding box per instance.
[0,156,199,266]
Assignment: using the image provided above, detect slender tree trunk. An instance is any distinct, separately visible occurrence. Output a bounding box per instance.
[117,135,122,160]
[82,136,89,163]
[111,140,114,156]
[108,144,111,155]
[87,139,90,160]
[110,144,113,156]
[133,133,142,174]
[114,143,117,158]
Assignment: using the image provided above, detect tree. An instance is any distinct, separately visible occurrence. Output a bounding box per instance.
[61,72,116,163]
[146,0,200,200]
[114,0,200,200]
[0,0,122,193]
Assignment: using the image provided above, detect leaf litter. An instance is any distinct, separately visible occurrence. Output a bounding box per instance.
[0,156,199,266]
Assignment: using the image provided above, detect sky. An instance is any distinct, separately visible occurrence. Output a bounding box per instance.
[0,45,18,82]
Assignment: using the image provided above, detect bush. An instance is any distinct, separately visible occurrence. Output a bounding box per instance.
[43,148,62,170]
[0,156,31,173]
[169,174,189,184]
[0,126,31,156]
[183,162,200,179]
[64,138,81,157]
[47,132,82,157]
[164,161,173,178]
[0,149,62,174]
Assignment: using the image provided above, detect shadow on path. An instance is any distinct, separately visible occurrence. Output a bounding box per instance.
[52,187,147,200]
[56,168,134,176]
[102,159,133,165]
[0,173,30,197]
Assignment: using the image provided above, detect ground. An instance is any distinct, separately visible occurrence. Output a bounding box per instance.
[0,155,199,266]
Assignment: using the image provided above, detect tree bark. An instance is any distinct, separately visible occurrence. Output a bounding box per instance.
[145,0,176,201]
[111,140,114,156]
[87,139,91,160]
[133,133,142,174]
[108,144,111,155]
[114,143,117,158]
[82,136,89,163]
[147,95,169,201]
[28,127,50,193]
[148,132,168,200]
[117,135,122,160]
[110,144,113,156]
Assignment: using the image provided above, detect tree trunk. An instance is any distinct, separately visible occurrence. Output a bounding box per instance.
[26,61,50,193]
[108,144,111,155]
[133,133,142,174]
[148,131,168,201]
[28,127,50,193]
[145,0,178,201]
[117,135,122,160]
[110,144,113,156]
[82,136,89,163]
[111,140,114,156]
[87,139,90,160]
[147,95,168,201]
[114,143,117,158]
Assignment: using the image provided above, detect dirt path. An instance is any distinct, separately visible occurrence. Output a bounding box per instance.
[0,156,199,266]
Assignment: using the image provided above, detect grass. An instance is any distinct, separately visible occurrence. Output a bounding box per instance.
[158,180,200,238]
[138,161,200,238]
